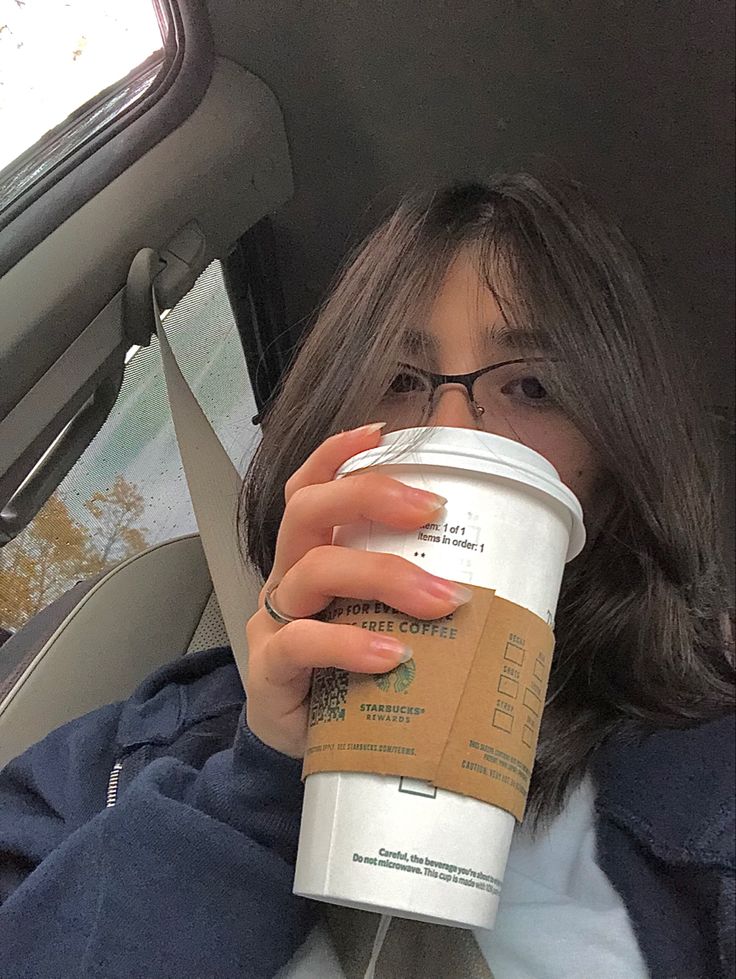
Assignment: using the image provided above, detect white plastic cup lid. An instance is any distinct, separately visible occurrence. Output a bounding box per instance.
[336,426,586,561]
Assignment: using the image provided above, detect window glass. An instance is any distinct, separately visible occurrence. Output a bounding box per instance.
[0,261,261,634]
[0,0,164,207]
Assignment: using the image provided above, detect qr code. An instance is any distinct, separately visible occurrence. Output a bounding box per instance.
[309,668,349,726]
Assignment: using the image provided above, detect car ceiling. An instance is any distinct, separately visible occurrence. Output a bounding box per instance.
[208,0,734,400]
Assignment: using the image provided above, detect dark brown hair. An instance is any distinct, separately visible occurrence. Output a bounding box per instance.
[238,169,734,826]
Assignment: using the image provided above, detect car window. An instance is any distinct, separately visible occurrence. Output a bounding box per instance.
[0,0,165,212]
[0,260,261,635]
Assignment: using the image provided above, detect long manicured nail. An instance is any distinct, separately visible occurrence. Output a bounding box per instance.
[405,488,448,510]
[367,637,413,664]
[348,421,387,437]
[423,579,474,605]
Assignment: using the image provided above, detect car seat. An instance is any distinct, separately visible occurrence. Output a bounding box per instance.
[0,532,261,768]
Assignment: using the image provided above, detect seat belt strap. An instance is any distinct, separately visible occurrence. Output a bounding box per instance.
[152,288,258,683]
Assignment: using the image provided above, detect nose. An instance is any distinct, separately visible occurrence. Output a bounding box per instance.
[429,385,482,430]
[428,384,520,441]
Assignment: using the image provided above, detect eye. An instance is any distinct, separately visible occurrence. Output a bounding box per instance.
[386,369,427,395]
[502,375,550,405]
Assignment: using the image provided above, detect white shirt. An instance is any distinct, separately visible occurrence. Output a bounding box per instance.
[278,776,649,978]
[476,775,649,978]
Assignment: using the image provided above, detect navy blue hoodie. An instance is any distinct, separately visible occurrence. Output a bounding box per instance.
[0,646,733,978]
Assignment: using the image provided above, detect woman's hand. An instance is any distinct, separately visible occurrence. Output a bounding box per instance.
[244,422,473,758]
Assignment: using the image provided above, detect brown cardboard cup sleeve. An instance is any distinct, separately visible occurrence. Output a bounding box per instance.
[302,584,555,822]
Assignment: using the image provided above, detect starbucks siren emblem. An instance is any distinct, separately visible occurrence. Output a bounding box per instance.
[374,657,416,693]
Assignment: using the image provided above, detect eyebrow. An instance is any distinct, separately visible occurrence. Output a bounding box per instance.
[401,324,549,364]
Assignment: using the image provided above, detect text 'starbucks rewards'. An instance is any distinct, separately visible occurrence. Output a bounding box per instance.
[293,427,586,929]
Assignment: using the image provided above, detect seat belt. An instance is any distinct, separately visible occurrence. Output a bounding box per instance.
[152,288,259,683]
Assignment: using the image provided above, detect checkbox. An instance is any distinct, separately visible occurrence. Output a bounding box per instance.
[492,709,513,733]
[504,642,524,666]
[497,675,519,698]
[523,688,542,717]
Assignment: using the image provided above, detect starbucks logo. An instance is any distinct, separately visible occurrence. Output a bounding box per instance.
[373,658,416,693]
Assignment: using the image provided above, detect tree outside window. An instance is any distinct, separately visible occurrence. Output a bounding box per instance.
[0,477,150,632]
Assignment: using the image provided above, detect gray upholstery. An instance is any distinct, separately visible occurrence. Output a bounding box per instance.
[0,533,238,769]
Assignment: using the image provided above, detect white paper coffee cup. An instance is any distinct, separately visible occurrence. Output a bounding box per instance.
[293,427,585,929]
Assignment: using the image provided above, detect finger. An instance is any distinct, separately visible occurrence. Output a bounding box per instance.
[283,422,388,505]
[271,472,447,582]
[269,545,472,621]
[247,617,413,722]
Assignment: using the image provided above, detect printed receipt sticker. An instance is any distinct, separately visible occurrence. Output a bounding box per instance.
[303,584,555,821]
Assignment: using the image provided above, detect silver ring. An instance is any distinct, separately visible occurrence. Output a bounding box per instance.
[264,582,300,625]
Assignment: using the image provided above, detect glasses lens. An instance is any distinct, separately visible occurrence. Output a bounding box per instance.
[472,359,557,428]
[379,366,433,428]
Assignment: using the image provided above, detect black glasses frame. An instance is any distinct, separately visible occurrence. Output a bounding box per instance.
[395,357,549,416]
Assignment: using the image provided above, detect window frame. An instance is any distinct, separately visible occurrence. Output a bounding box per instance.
[0,0,214,278]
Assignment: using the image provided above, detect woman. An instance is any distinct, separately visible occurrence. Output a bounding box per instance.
[1,172,733,979]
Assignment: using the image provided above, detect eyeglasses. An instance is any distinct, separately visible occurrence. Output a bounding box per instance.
[378,357,553,429]
[250,356,556,428]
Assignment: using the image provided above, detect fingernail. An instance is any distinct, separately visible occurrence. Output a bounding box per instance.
[367,637,413,664]
[405,488,448,510]
[348,421,387,437]
[423,579,474,605]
